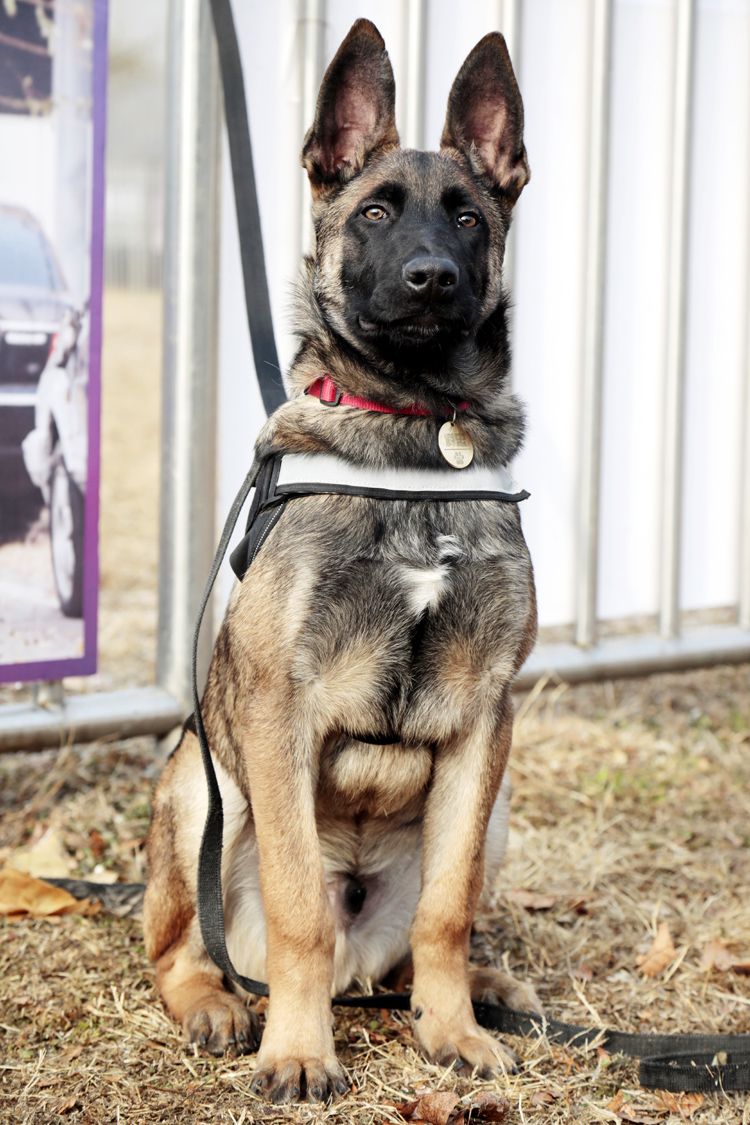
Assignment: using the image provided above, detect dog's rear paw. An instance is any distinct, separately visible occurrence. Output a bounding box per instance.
[422,1023,518,1079]
[251,1056,350,1104]
[183,993,260,1057]
[469,966,544,1015]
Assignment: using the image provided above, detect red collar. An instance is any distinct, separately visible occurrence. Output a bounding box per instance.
[305,375,469,417]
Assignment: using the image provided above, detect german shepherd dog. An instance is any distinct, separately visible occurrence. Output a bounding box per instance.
[144,18,539,1103]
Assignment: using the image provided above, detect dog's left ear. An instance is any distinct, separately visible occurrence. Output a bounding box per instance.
[441,33,529,204]
[302,19,399,195]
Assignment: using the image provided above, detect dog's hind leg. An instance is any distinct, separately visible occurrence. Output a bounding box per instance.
[410,689,520,1076]
[469,967,543,1015]
[153,922,259,1056]
[143,736,260,1056]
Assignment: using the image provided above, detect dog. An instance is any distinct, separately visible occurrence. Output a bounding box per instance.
[143,18,539,1104]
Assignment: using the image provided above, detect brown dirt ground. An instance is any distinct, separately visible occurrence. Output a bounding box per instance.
[1,291,749,1123]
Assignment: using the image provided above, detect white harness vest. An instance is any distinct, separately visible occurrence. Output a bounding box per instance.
[273,452,528,503]
[230,452,528,580]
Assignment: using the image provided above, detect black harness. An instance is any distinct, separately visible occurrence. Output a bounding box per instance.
[229,452,529,582]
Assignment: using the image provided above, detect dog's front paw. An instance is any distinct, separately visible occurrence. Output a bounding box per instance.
[183,993,260,1057]
[469,966,544,1015]
[251,1054,350,1104]
[414,1010,517,1078]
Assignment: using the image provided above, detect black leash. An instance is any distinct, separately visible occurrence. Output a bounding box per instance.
[208,0,287,414]
[188,0,750,1094]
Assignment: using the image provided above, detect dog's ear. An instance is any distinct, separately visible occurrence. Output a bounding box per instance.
[441,33,529,204]
[302,19,399,195]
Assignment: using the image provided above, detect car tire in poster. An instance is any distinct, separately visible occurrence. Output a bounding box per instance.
[49,449,84,618]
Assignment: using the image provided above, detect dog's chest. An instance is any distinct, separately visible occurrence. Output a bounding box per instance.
[398,532,462,615]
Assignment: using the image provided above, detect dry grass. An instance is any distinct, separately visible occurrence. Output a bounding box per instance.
[1,665,748,1123]
[1,292,749,1122]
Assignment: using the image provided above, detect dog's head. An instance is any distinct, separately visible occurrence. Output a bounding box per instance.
[301,19,529,379]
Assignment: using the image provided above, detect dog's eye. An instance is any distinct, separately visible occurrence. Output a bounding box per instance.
[362,205,387,222]
[457,212,480,229]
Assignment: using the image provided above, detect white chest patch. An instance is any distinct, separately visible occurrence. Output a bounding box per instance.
[399,564,449,616]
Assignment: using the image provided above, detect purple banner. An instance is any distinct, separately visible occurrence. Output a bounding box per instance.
[0,0,107,683]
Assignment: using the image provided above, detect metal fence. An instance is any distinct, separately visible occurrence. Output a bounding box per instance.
[1,0,748,753]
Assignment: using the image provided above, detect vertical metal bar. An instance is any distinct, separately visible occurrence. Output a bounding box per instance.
[299,0,327,255]
[496,0,522,379]
[157,0,221,710]
[740,142,750,628]
[402,0,426,149]
[575,0,613,648]
[497,0,520,62]
[659,0,695,639]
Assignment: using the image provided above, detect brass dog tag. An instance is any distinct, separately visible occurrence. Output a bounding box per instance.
[438,421,474,468]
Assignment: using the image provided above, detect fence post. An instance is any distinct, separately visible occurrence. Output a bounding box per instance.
[157,0,222,713]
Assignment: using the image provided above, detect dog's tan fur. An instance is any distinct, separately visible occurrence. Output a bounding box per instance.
[144,19,539,1103]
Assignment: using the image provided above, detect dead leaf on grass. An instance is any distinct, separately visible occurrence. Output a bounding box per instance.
[0,868,99,918]
[636,922,676,978]
[394,1091,460,1124]
[393,1091,509,1124]
[655,1091,704,1119]
[465,1093,510,1122]
[700,940,750,975]
[88,829,107,859]
[606,1090,666,1123]
[530,1089,560,1107]
[9,827,75,879]
[52,1096,81,1115]
[506,888,589,912]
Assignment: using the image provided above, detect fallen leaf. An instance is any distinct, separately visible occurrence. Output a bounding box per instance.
[88,829,107,859]
[506,888,589,913]
[606,1091,667,1124]
[636,923,676,978]
[700,940,750,975]
[395,1092,509,1125]
[618,1108,665,1125]
[0,868,99,918]
[507,889,559,910]
[530,1089,560,1107]
[655,1090,704,1119]
[465,1092,509,1121]
[52,1096,80,1115]
[394,1091,461,1125]
[9,827,75,879]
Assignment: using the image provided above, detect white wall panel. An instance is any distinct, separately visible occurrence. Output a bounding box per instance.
[681,0,750,612]
[511,0,593,627]
[598,0,675,621]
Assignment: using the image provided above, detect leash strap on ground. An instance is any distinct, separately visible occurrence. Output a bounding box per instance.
[208,0,287,414]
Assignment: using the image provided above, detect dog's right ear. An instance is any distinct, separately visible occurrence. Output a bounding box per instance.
[302,19,399,196]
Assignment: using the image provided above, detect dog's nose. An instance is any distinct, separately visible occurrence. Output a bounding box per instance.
[402,255,459,298]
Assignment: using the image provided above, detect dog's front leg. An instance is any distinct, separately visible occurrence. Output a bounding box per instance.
[245,719,348,1104]
[410,691,517,1076]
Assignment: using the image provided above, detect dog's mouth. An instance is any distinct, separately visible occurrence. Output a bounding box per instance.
[357,313,469,342]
